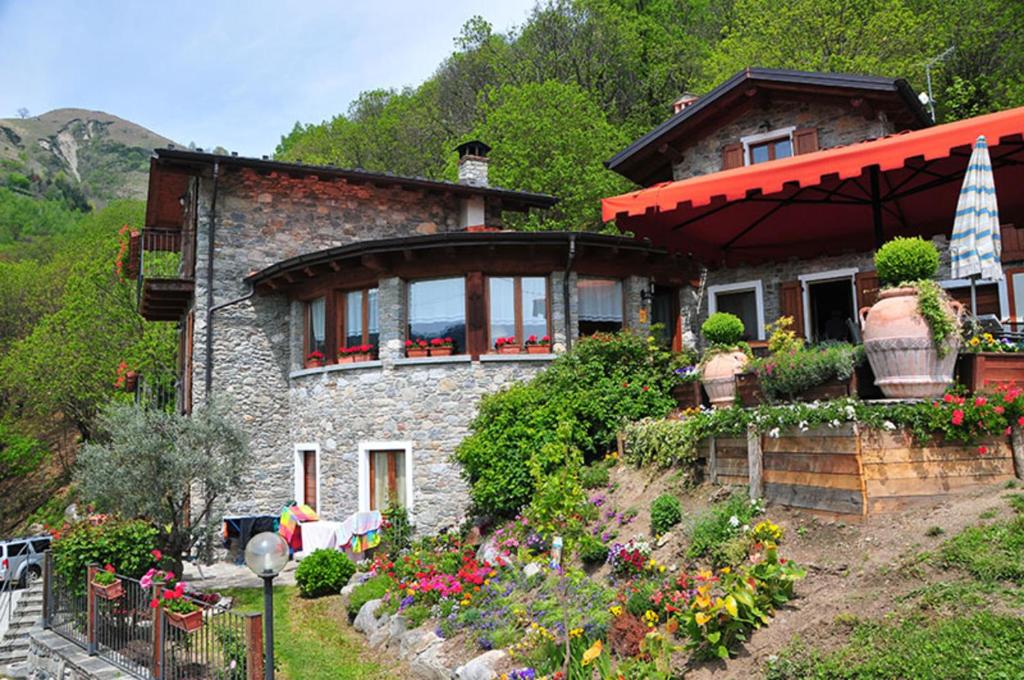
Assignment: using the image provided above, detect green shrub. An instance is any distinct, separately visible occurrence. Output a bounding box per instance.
[754,343,862,401]
[295,549,356,598]
[52,519,158,593]
[626,580,658,617]
[576,534,609,565]
[580,462,610,489]
[650,493,683,535]
[346,574,391,619]
[874,237,940,286]
[702,312,745,346]
[455,331,677,518]
[0,421,48,479]
[688,493,762,566]
[623,418,703,469]
[402,603,431,628]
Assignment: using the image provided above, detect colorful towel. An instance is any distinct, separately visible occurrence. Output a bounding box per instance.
[278,502,320,549]
[337,511,384,553]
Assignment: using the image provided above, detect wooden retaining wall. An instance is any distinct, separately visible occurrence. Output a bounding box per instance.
[702,425,1017,516]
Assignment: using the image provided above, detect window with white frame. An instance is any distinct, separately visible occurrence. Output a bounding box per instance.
[578,277,624,336]
[741,127,795,166]
[293,444,320,512]
[799,268,859,342]
[358,441,414,513]
[707,281,765,341]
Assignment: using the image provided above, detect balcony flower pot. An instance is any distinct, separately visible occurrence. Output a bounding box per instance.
[526,345,550,354]
[336,355,354,364]
[499,345,522,355]
[430,347,454,357]
[860,286,963,399]
[351,352,373,362]
[124,371,138,392]
[92,579,124,600]
[305,351,326,369]
[957,352,1024,393]
[165,608,204,633]
[406,348,428,358]
[702,349,748,408]
[670,382,704,410]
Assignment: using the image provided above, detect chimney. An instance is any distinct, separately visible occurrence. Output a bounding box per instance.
[672,93,700,114]
[456,140,491,187]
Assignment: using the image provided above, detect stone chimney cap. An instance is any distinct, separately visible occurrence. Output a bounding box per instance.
[672,93,700,114]
[455,140,491,159]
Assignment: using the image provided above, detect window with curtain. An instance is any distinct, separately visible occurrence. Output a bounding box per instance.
[408,277,466,352]
[369,450,407,511]
[341,287,379,349]
[578,278,623,336]
[306,297,327,358]
[488,276,549,348]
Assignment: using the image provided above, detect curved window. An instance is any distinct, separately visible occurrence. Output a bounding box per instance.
[341,288,379,349]
[488,276,549,349]
[306,297,327,356]
[578,278,623,335]
[408,277,466,352]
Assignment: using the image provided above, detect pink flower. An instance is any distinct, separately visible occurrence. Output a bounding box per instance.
[151,549,162,561]
[951,409,965,426]
[149,598,159,609]
[1018,416,1024,427]
[975,396,988,407]
[943,393,955,403]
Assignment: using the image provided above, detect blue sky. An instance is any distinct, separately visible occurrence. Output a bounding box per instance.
[0,1,535,156]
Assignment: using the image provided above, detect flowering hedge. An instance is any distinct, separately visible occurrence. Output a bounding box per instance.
[624,385,1024,468]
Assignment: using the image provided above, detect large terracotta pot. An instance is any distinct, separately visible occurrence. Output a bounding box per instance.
[859,287,963,399]
[701,349,748,408]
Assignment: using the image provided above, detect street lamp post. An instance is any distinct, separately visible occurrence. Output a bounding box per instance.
[244,532,289,680]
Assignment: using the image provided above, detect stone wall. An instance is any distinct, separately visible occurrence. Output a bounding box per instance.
[671,100,895,181]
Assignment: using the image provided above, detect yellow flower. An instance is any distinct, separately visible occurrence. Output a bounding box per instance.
[695,612,711,626]
[970,337,981,346]
[569,627,584,639]
[581,639,603,666]
[721,566,731,574]
[724,595,738,618]
[609,605,623,616]
[658,565,666,573]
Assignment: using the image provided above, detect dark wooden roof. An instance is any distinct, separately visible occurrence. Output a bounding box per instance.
[607,68,933,186]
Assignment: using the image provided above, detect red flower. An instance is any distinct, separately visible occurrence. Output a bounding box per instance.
[431,337,443,346]
[943,393,955,403]
[527,335,537,343]
[405,340,413,348]
[975,396,988,407]
[149,598,159,609]
[104,563,116,574]
[995,406,1005,415]
[978,445,988,455]
[445,337,453,343]
[151,549,162,561]
[418,340,428,348]
[951,409,965,426]
[642,386,649,391]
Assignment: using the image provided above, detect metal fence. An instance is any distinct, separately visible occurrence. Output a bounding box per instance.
[45,555,263,680]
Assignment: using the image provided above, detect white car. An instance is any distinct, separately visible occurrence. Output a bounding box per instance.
[0,535,51,588]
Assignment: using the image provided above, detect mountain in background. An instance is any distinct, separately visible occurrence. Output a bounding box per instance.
[0,108,176,207]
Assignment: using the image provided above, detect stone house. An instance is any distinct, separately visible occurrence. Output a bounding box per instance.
[137,142,690,534]
[604,68,1024,344]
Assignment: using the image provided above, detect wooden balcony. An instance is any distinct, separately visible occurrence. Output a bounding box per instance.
[140,277,194,321]
[136,228,195,321]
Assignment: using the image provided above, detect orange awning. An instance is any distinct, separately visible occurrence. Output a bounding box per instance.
[603,107,1024,265]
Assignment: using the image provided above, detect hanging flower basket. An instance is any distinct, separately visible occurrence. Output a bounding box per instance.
[92,579,124,600]
[165,609,204,632]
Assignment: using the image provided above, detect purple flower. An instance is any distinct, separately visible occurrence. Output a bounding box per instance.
[399,595,415,611]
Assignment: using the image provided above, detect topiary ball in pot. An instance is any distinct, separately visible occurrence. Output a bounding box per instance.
[861,237,963,399]
[295,549,356,598]
[700,312,749,408]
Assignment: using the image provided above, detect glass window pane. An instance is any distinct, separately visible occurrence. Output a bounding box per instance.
[714,290,758,341]
[774,138,793,159]
[578,279,623,321]
[393,453,407,508]
[409,278,466,352]
[372,452,388,511]
[307,297,326,354]
[345,291,363,347]
[367,288,379,347]
[489,277,516,342]
[522,276,548,340]
[750,144,770,164]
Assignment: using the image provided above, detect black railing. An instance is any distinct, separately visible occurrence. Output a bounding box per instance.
[44,556,263,680]
[140,229,186,281]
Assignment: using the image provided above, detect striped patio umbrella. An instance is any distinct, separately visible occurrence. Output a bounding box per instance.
[950,135,1002,316]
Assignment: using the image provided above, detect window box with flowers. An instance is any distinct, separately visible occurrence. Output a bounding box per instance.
[524,335,551,354]
[671,365,705,410]
[337,344,376,363]
[405,339,430,358]
[305,351,327,369]
[430,337,456,356]
[957,333,1024,393]
[494,336,521,354]
[159,582,203,632]
[91,564,123,600]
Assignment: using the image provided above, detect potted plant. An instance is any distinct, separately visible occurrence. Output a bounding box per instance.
[957,332,1024,393]
[860,237,964,399]
[338,344,375,363]
[92,563,124,600]
[671,365,704,410]
[754,343,862,403]
[305,350,326,368]
[699,312,749,408]
[525,335,551,354]
[494,336,520,354]
[405,338,429,358]
[161,583,203,632]
[430,337,455,356]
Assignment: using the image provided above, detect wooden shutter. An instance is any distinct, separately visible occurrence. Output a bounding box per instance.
[466,272,486,360]
[855,270,880,311]
[792,128,819,155]
[303,451,317,511]
[722,143,744,170]
[778,280,804,337]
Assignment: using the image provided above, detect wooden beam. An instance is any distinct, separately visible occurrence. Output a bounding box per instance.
[329,261,341,271]
[303,267,316,278]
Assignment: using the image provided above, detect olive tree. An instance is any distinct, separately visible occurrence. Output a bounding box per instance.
[75,398,250,575]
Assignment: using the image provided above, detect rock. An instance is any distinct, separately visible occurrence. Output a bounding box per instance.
[353,599,384,634]
[398,628,443,661]
[368,614,392,649]
[708,486,732,503]
[384,614,410,652]
[476,535,501,564]
[656,532,673,548]
[348,571,375,588]
[523,562,542,578]
[454,650,507,680]
[409,640,451,680]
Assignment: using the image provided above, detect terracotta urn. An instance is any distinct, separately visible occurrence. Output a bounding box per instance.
[701,349,748,408]
[860,287,963,399]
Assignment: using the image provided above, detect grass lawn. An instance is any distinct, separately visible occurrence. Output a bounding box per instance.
[222,585,402,680]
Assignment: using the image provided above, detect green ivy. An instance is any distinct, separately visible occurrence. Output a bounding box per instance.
[914,280,960,356]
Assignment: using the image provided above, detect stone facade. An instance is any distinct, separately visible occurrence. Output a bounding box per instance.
[187,168,652,534]
[671,99,895,181]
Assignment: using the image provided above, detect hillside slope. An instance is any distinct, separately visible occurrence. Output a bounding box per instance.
[0,108,175,205]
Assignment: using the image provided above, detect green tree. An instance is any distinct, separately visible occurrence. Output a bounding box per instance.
[464,80,633,231]
[75,398,250,575]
